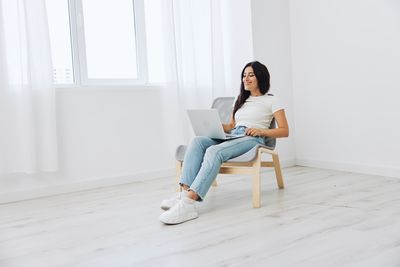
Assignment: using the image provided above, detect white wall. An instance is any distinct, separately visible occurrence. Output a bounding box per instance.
[290,0,400,177]
[56,86,174,180]
[251,0,297,164]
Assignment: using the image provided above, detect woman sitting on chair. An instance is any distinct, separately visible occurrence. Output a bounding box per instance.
[160,61,289,224]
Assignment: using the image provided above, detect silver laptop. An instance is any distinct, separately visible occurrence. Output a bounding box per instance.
[187,109,246,140]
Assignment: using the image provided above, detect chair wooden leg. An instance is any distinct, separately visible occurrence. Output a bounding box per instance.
[252,172,261,208]
[175,161,183,192]
[272,154,285,189]
[252,156,261,208]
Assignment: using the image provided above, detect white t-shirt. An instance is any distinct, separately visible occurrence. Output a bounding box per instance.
[234,94,284,129]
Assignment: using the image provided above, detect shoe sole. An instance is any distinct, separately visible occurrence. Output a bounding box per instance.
[160,214,199,225]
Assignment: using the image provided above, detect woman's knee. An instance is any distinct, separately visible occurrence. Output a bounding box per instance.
[190,136,212,149]
[204,146,224,162]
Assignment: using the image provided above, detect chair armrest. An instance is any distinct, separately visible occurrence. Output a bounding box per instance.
[175,145,187,162]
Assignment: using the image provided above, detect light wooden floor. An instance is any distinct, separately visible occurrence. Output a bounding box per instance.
[1,166,400,267]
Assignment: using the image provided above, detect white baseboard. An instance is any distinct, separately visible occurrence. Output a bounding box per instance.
[0,169,175,204]
[280,158,297,168]
[296,158,400,179]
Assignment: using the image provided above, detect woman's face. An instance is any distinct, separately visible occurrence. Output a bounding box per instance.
[242,66,259,92]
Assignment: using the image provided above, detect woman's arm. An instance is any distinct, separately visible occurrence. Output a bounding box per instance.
[222,114,236,133]
[246,109,289,138]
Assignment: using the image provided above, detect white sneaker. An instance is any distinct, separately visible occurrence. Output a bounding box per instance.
[159,197,199,225]
[160,190,188,211]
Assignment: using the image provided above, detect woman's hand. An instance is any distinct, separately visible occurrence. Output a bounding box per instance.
[223,114,236,133]
[245,128,264,137]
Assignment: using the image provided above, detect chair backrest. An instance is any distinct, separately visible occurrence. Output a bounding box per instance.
[211,97,235,123]
[211,97,276,149]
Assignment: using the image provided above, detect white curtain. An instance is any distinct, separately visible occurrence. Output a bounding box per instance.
[0,0,58,174]
[144,0,253,149]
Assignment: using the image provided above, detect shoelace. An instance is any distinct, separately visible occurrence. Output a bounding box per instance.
[169,199,185,215]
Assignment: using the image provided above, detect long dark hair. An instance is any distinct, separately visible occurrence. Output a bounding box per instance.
[232,61,270,118]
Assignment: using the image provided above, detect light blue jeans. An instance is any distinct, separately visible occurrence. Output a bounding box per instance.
[180,126,266,201]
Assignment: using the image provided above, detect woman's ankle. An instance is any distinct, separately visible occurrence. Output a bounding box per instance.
[187,190,199,201]
[181,184,190,191]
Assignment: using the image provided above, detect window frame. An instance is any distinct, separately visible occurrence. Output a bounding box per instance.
[66,0,147,86]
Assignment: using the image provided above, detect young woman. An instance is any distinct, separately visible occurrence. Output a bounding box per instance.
[160,61,289,224]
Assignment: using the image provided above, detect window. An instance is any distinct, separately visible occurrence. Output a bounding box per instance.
[45,0,146,85]
[46,0,74,84]
[82,0,138,80]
